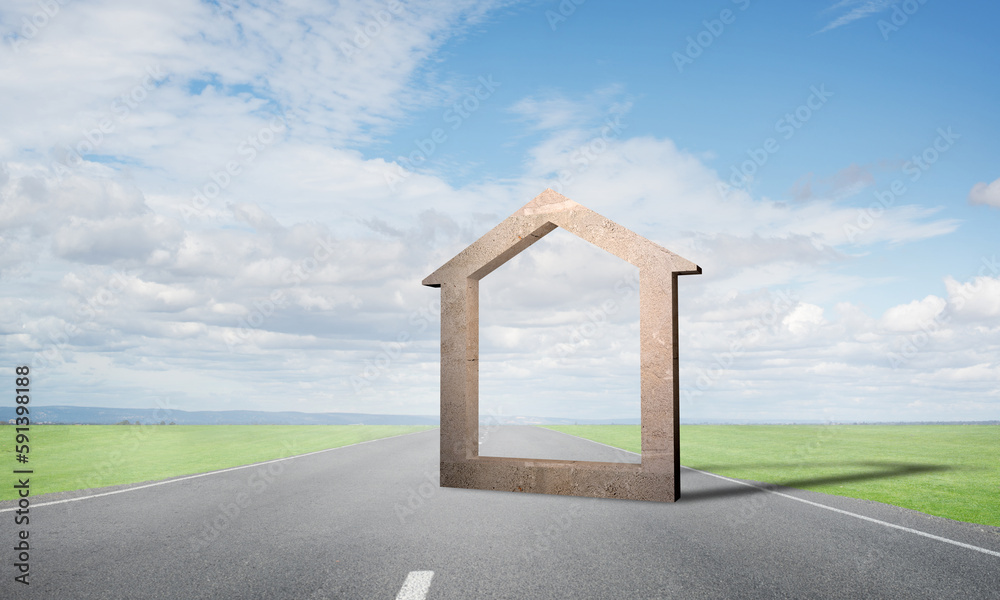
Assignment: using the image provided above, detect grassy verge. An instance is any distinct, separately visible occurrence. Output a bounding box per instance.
[0,424,435,501]
[542,424,1000,527]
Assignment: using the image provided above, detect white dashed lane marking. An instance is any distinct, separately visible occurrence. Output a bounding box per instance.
[396,571,434,600]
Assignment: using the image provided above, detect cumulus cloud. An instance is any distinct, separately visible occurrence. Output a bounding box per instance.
[1,1,994,422]
[968,177,1000,208]
[783,303,826,335]
[879,295,946,332]
[53,214,182,264]
[945,275,1000,319]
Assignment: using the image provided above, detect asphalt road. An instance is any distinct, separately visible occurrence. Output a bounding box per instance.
[2,426,999,599]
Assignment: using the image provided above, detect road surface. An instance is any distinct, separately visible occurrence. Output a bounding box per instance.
[2,426,998,598]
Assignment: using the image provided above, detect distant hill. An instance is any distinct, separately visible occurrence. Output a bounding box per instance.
[678,419,1000,425]
[3,405,439,426]
[5,406,995,426]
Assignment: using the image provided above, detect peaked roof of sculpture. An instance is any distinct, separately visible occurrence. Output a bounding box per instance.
[422,188,700,288]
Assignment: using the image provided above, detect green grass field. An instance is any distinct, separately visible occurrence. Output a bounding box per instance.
[0,424,434,501]
[543,424,1000,528]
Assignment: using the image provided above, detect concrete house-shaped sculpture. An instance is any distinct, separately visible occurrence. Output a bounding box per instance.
[422,189,700,502]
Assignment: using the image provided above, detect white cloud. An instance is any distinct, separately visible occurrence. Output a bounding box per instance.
[968,177,1000,208]
[1,119,981,421]
[946,276,1000,319]
[1,1,994,423]
[53,214,182,263]
[508,95,591,132]
[879,295,946,332]
[817,0,895,34]
[915,363,1000,384]
[3,119,974,419]
[784,303,826,335]
[508,86,630,132]
[0,0,516,186]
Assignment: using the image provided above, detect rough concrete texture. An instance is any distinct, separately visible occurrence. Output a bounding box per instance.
[423,189,700,502]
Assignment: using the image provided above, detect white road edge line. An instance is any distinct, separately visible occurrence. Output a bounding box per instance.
[395,570,434,600]
[0,429,436,513]
[542,427,1000,559]
[686,466,1000,559]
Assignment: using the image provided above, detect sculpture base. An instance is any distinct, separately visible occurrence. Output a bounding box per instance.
[441,457,678,502]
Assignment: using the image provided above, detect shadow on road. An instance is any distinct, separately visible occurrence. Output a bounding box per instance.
[680,461,958,502]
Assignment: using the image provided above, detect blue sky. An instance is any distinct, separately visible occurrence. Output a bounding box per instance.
[1,0,998,423]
